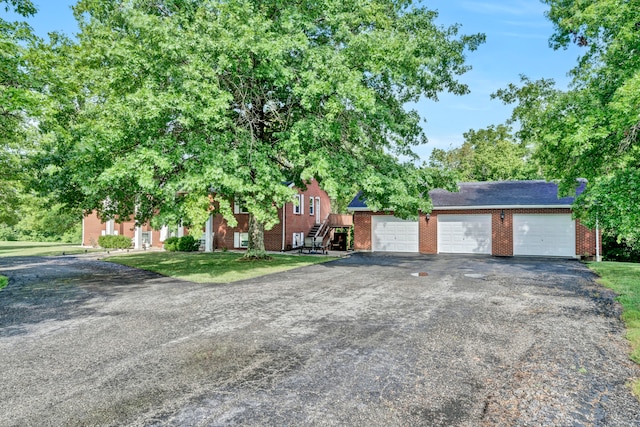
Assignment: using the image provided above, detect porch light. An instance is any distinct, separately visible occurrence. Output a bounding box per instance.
[500,210,505,222]
[425,213,431,222]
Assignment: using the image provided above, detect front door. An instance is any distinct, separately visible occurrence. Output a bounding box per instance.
[315,197,321,224]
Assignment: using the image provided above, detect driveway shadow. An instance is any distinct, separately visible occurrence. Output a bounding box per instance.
[0,256,170,337]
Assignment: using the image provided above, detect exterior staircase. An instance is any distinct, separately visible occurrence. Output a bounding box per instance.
[310,220,330,244]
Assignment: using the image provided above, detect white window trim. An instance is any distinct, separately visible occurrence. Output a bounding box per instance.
[309,196,315,216]
[293,194,304,215]
[142,231,152,246]
[292,232,304,248]
[234,232,249,248]
[234,198,249,214]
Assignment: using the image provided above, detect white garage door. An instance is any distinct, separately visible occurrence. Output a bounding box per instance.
[513,214,575,257]
[372,216,419,252]
[438,214,492,254]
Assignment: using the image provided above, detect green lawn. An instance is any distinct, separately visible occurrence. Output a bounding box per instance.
[0,241,100,257]
[105,251,337,283]
[588,261,640,397]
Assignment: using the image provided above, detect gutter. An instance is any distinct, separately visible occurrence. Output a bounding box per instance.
[350,204,573,212]
[281,202,286,252]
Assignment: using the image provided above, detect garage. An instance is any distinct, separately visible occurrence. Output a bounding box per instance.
[438,214,492,254]
[371,216,419,252]
[349,180,597,258]
[513,214,576,257]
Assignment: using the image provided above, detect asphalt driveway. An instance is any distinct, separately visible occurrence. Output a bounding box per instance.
[1,253,639,426]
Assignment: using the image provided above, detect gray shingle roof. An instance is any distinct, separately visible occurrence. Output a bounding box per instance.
[348,191,367,210]
[430,180,585,208]
[348,180,586,210]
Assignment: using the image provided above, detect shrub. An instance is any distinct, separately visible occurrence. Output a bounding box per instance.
[177,235,200,252]
[603,234,640,263]
[98,234,132,250]
[164,237,179,251]
[0,224,18,241]
[164,236,200,252]
[0,275,7,290]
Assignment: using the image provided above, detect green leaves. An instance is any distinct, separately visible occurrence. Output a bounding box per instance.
[428,124,541,182]
[496,0,640,241]
[35,0,483,249]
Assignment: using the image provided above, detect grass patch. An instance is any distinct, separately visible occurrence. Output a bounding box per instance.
[0,275,7,291]
[105,251,337,283]
[588,261,640,397]
[0,241,100,257]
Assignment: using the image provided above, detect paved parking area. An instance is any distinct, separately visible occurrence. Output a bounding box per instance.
[1,253,639,426]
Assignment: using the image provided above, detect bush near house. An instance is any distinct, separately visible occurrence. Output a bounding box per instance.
[98,235,132,250]
[164,237,179,251]
[602,233,640,263]
[164,235,199,252]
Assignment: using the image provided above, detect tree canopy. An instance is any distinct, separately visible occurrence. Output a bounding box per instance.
[0,0,39,225]
[428,124,541,182]
[34,0,484,255]
[494,0,640,242]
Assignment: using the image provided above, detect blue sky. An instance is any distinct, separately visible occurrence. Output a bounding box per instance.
[7,0,582,161]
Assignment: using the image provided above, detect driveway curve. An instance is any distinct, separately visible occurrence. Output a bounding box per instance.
[0,254,639,426]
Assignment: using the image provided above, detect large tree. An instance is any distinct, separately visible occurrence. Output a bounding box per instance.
[0,0,39,225]
[428,124,541,182]
[36,0,484,257]
[494,0,640,242]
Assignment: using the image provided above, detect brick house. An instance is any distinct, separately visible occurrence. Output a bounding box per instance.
[211,179,332,251]
[82,179,334,252]
[349,180,601,258]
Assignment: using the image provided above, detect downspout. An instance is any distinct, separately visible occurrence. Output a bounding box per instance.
[596,216,601,262]
[81,215,85,246]
[281,202,286,252]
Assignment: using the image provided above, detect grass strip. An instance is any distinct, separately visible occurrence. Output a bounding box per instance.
[588,261,640,397]
[105,251,337,284]
[0,275,7,291]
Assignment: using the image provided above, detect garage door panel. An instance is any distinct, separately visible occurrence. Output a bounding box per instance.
[438,215,492,254]
[513,214,575,257]
[372,216,419,252]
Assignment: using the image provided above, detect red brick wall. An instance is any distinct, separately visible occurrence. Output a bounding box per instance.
[213,210,285,252]
[353,211,373,251]
[82,211,163,248]
[82,211,104,247]
[419,212,437,254]
[576,219,600,257]
[492,210,512,256]
[214,179,332,251]
[283,179,331,249]
[82,179,332,252]
[354,208,598,257]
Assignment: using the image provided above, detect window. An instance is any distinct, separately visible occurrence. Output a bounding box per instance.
[292,232,304,248]
[309,197,314,216]
[234,198,248,214]
[104,219,115,235]
[234,232,249,248]
[142,231,152,247]
[293,194,304,215]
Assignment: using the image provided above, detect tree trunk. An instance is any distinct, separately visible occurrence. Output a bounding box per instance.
[244,213,269,259]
